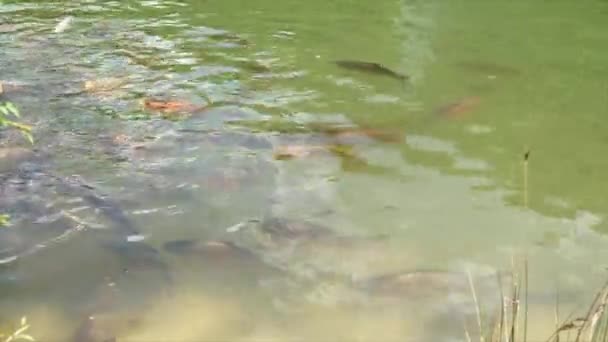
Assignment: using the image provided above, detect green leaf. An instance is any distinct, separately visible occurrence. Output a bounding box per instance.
[0,102,34,144]
[6,120,32,132]
[6,102,20,117]
[21,131,34,145]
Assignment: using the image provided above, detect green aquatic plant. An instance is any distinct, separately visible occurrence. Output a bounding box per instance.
[0,317,36,342]
[0,101,34,144]
[0,214,9,227]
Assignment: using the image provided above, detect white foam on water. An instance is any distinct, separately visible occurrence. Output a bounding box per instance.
[0,255,18,265]
[54,16,73,33]
[127,234,146,242]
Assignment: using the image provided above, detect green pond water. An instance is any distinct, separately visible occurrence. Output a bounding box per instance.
[1,0,608,341]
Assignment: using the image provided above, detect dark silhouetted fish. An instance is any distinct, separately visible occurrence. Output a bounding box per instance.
[258,216,335,242]
[354,270,475,298]
[163,239,285,278]
[164,239,259,260]
[72,315,118,342]
[49,174,142,239]
[333,60,409,82]
[0,163,144,265]
[100,239,173,286]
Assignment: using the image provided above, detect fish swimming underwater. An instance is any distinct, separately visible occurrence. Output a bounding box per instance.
[333,60,409,82]
[435,96,481,120]
[0,163,145,265]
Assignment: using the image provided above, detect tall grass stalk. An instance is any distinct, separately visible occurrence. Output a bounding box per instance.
[523,149,530,208]
[485,260,608,342]
[468,269,485,342]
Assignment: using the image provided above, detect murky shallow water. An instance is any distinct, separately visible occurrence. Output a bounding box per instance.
[2,1,608,341]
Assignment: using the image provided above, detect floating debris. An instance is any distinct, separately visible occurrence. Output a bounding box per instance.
[126,235,146,242]
[54,16,74,33]
[333,60,409,81]
[226,221,248,233]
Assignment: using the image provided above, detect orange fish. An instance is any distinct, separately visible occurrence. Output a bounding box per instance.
[273,145,326,160]
[436,96,481,120]
[142,98,206,114]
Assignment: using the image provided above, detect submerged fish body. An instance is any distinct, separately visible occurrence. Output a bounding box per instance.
[46,173,141,239]
[355,270,473,298]
[0,147,36,172]
[258,216,335,243]
[100,239,173,290]
[333,60,409,81]
[0,162,142,264]
[70,246,171,342]
[72,315,120,342]
[435,96,481,120]
[353,269,506,324]
[164,239,259,261]
[101,240,165,270]
[83,77,127,93]
[310,124,405,144]
[163,238,285,278]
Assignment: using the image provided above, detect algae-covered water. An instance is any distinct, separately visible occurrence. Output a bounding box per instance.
[1,1,608,341]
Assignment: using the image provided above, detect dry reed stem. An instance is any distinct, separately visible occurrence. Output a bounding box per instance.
[585,282,608,342]
[464,322,473,342]
[575,279,608,341]
[523,258,528,342]
[468,269,484,342]
[555,284,560,342]
[497,272,506,342]
[510,257,520,342]
[523,149,530,208]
